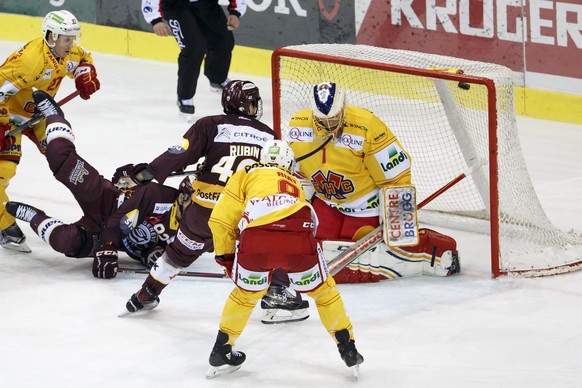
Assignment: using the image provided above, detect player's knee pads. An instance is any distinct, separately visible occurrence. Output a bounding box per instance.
[150,252,181,285]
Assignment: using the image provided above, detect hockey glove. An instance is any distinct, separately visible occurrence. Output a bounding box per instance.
[111,163,152,189]
[93,246,119,279]
[0,122,15,151]
[141,245,164,269]
[215,254,235,278]
[74,62,100,100]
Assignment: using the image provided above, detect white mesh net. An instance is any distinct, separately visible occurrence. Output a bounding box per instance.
[273,44,582,277]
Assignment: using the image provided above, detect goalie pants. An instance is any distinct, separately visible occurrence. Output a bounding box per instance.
[163,1,234,100]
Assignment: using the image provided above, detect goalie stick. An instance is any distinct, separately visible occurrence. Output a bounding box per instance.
[117,265,226,279]
[7,90,80,137]
[327,167,476,276]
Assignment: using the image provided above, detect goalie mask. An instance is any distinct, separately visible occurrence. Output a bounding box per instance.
[222,80,263,120]
[311,82,345,133]
[42,10,81,46]
[260,140,296,174]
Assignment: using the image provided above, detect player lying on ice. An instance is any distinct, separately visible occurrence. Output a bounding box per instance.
[288,82,461,282]
[206,139,363,379]
[6,90,192,278]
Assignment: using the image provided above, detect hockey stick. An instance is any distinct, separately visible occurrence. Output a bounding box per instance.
[327,166,477,275]
[169,169,198,177]
[117,265,226,279]
[7,90,80,137]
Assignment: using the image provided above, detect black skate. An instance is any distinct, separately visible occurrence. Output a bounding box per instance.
[447,251,461,275]
[0,222,31,253]
[123,286,159,314]
[6,201,45,223]
[206,330,246,379]
[32,90,64,118]
[260,284,310,324]
[335,329,364,378]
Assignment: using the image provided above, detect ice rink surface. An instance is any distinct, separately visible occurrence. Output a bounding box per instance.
[1,40,582,388]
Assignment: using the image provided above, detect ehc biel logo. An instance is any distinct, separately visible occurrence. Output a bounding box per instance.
[311,170,354,200]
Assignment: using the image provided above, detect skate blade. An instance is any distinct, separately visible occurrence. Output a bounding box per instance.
[351,364,360,379]
[261,308,309,324]
[1,241,32,253]
[206,364,242,379]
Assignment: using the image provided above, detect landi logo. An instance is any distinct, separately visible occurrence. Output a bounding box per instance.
[390,0,582,48]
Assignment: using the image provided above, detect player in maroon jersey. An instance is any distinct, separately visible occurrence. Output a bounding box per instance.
[6,90,191,279]
[112,80,308,320]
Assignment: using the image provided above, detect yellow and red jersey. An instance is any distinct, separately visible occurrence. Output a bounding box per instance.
[289,105,412,218]
[209,163,316,255]
[0,37,94,128]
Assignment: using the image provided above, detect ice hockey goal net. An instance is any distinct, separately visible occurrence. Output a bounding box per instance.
[271,44,582,278]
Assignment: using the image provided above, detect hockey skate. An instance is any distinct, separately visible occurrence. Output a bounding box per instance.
[206,330,246,379]
[260,284,310,324]
[335,329,364,378]
[0,222,31,253]
[6,201,45,223]
[122,286,159,316]
[209,78,231,93]
[177,99,195,123]
[32,89,64,117]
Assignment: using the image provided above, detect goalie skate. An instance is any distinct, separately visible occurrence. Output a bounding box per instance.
[260,285,310,324]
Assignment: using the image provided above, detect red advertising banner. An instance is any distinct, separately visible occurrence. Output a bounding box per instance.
[357,0,582,79]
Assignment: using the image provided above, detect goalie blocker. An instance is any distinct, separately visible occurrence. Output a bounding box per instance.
[325,185,460,283]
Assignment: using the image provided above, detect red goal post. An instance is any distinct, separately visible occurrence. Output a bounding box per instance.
[271,44,582,278]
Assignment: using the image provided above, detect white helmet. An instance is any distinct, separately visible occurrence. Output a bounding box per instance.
[260,140,295,173]
[42,10,80,44]
[311,82,345,133]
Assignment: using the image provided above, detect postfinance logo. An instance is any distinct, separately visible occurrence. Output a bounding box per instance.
[311,170,355,200]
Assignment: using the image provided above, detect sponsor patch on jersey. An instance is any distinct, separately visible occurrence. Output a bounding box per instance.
[42,69,53,80]
[374,143,411,179]
[176,229,205,251]
[66,61,78,73]
[336,133,365,151]
[235,264,270,292]
[69,160,89,185]
[153,203,173,214]
[311,170,355,200]
[168,138,189,154]
[287,126,314,142]
[288,262,325,292]
[214,124,273,147]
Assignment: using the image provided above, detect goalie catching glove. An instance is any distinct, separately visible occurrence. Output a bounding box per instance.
[93,245,118,279]
[74,61,100,100]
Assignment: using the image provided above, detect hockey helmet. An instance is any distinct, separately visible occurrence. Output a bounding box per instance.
[42,10,81,45]
[222,80,263,120]
[260,140,295,173]
[311,82,345,133]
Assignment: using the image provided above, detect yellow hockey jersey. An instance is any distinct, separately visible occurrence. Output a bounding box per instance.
[0,37,94,128]
[209,163,317,256]
[289,105,412,217]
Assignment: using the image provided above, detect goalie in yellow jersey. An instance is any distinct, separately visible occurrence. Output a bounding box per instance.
[206,140,363,379]
[288,82,460,282]
[0,10,100,252]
